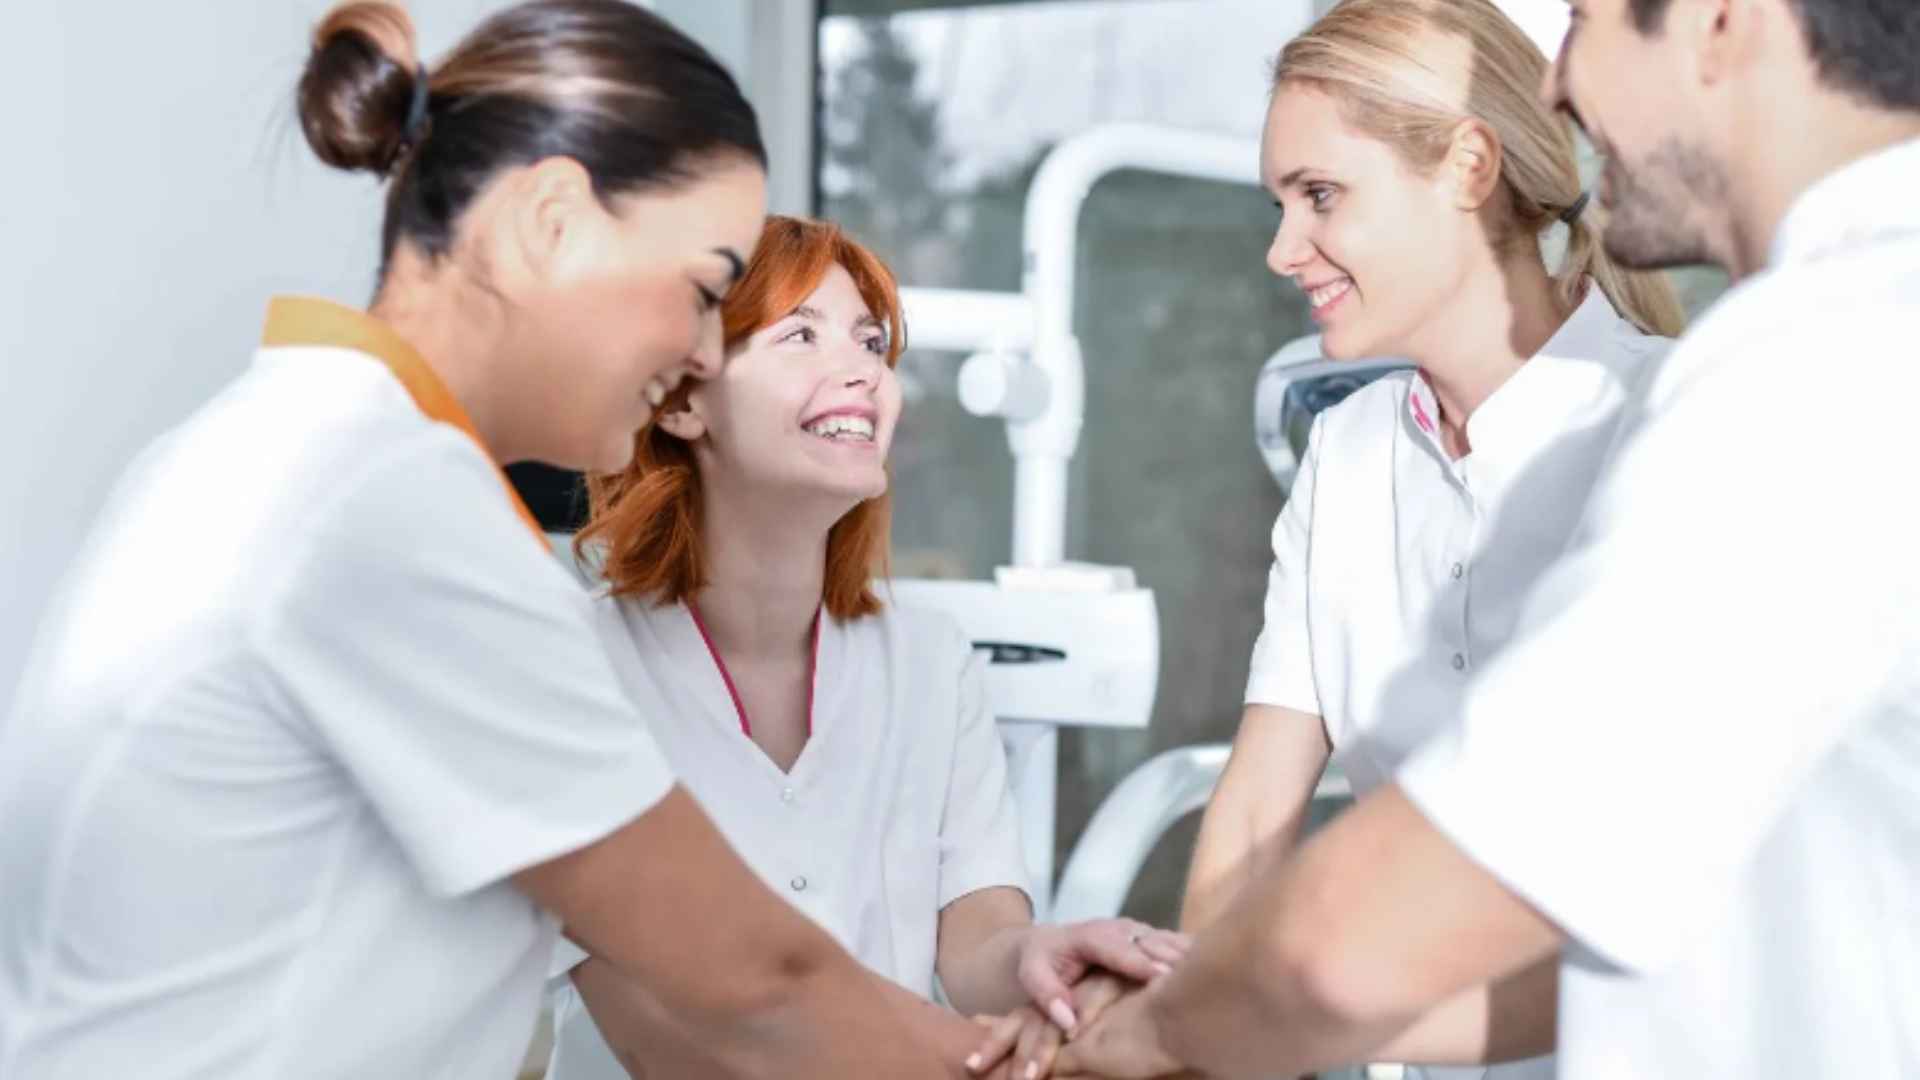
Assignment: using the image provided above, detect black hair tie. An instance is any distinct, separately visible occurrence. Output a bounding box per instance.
[403,64,432,146]
[1558,190,1592,225]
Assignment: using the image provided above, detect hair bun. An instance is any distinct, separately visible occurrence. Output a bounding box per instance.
[297,1,423,176]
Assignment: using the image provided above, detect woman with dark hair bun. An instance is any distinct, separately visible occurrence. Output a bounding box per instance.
[0,3,1014,1078]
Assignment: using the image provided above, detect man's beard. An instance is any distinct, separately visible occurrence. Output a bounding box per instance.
[1599,137,1725,272]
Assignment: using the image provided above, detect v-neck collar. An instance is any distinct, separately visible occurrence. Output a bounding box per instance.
[679,601,831,779]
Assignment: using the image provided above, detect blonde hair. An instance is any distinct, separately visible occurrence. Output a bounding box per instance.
[1275,0,1685,336]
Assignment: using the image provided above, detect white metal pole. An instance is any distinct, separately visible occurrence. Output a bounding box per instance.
[899,287,1036,354]
[1011,126,1260,917]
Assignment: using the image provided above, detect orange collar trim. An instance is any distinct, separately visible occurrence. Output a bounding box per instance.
[261,296,547,546]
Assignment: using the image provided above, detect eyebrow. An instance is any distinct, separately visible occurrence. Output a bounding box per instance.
[1276,167,1324,189]
[788,305,886,334]
[713,247,745,283]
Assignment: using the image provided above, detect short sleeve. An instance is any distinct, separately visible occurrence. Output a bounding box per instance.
[1396,307,1918,974]
[550,934,592,982]
[258,434,677,898]
[936,639,1032,910]
[1244,414,1324,714]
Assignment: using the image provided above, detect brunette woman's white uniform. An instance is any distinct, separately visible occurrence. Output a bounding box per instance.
[546,589,1030,1080]
[0,300,678,1079]
[1244,284,1672,1080]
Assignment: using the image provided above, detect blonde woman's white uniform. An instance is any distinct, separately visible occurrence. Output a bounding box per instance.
[1245,284,1671,1080]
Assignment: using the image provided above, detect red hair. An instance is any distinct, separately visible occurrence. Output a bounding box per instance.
[577,215,905,620]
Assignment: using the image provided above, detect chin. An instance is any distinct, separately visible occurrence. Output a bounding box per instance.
[1319,326,1366,362]
[813,471,888,504]
[1324,314,1411,363]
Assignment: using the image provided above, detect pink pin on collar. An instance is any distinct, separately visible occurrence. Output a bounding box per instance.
[1410,392,1436,434]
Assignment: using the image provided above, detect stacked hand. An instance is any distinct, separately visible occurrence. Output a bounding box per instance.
[964,918,1189,1079]
[1050,983,1195,1079]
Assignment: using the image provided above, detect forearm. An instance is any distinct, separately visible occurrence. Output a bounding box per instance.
[575,945,976,1080]
[516,788,965,1078]
[1151,787,1561,1079]
[1180,812,1297,933]
[1371,958,1558,1066]
[1179,705,1329,932]
[1148,893,1418,1080]
[572,957,727,1078]
[938,921,1031,1017]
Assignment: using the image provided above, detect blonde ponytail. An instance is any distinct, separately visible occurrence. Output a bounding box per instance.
[1562,213,1687,336]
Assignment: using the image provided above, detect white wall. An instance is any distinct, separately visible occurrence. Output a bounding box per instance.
[0,0,811,706]
[654,0,818,216]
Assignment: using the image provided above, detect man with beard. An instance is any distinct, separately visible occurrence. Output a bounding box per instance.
[1052,2,1920,1078]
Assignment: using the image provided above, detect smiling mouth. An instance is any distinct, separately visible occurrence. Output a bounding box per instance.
[1306,277,1353,315]
[802,414,876,443]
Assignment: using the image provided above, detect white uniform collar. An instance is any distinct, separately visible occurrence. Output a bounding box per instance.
[1405,282,1632,466]
[1768,136,1920,269]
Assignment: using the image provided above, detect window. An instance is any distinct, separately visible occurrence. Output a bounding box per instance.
[821,0,1314,920]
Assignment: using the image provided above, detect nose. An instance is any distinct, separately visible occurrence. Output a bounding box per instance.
[686,312,725,380]
[836,339,888,391]
[1266,212,1314,279]
[840,360,881,394]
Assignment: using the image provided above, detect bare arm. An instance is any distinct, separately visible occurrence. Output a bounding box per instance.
[1182,707,1553,1067]
[572,947,1015,1080]
[515,785,990,1079]
[1148,784,1564,1079]
[570,959,723,1079]
[934,888,1181,1023]
[1370,958,1558,1065]
[934,886,1035,1017]
[1178,704,1330,931]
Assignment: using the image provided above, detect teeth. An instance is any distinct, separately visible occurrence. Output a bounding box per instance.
[1309,279,1352,308]
[804,414,876,441]
[644,379,668,407]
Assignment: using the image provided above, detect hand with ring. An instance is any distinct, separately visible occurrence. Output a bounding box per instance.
[1012,918,1190,1036]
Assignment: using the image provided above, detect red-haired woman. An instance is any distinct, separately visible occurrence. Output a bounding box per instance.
[547,216,1186,1080]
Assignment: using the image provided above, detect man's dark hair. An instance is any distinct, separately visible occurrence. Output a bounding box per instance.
[1627,0,1920,110]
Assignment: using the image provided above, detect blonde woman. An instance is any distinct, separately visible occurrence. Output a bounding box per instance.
[1173,1,1685,1077]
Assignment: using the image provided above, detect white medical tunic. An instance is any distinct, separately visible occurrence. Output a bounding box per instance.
[0,299,677,1079]
[547,596,1030,1080]
[1246,284,1670,1079]
[1399,137,1920,1077]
